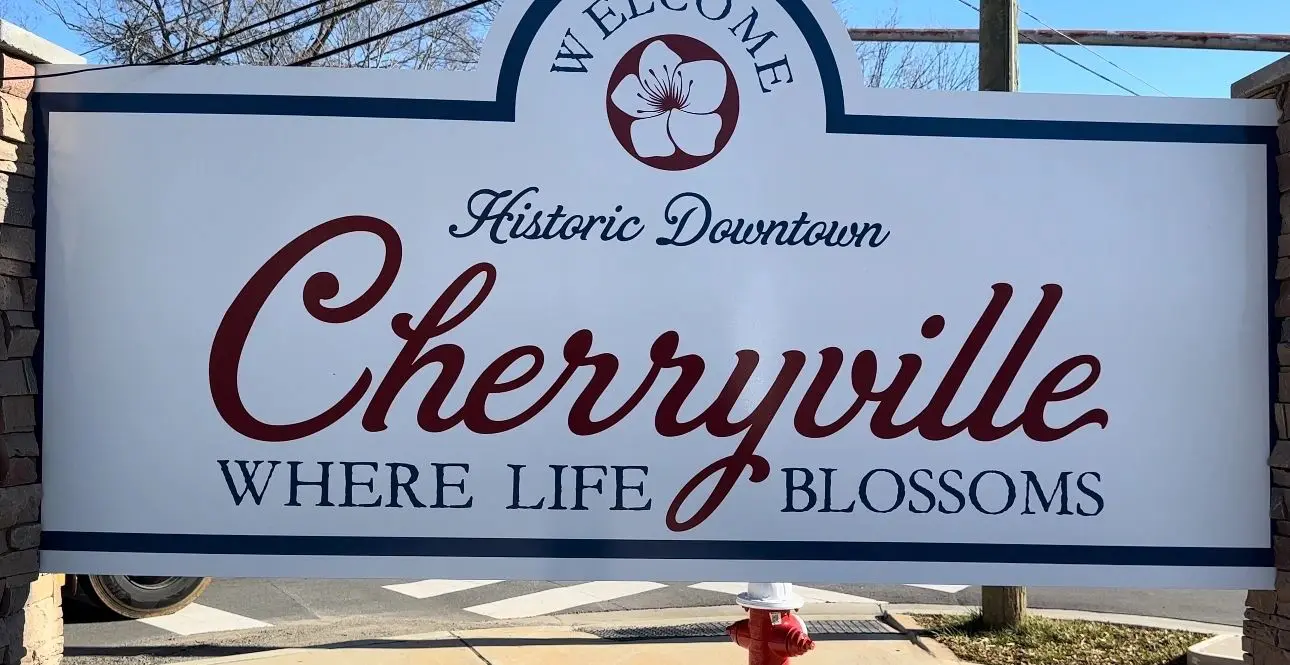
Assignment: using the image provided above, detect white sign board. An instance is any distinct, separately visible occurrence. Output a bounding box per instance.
[36,0,1280,588]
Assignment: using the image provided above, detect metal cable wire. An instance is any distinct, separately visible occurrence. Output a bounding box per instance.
[290,0,491,66]
[1014,4,1170,96]
[950,0,1144,96]
[10,0,379,79]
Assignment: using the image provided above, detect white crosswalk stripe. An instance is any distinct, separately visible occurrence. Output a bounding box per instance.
[688,582,879,604]
[137,603,271,636]
[907,584,970,593]
[382,579,502,599]
[463,581,667,619]
[99,579,969,639]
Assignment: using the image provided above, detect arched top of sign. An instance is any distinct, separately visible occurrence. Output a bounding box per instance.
[486,0,851,130]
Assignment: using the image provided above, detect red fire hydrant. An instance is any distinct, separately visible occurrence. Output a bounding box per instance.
[727,583,816,665]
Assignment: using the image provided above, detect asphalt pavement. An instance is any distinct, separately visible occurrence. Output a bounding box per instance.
[62,579,1246,665]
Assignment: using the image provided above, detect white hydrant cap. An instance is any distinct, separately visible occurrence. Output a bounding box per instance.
[736,582,805,610]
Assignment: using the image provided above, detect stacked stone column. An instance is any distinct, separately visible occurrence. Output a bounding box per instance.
[0,20,86,665]
[1235,57,1290,665]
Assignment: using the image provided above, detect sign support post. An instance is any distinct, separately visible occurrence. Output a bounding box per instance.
[977,0,1028,631]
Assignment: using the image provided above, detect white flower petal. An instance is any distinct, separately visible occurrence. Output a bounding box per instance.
[611,74,662,118]
[631,112,676,159]
[638,40,682,100]
[668,110,723,157]
[676,60,727,115]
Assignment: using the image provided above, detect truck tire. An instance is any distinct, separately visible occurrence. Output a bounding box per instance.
[83,575,211,619]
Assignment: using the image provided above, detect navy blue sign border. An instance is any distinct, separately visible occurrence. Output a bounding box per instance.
[36,531,1273,567]
[29,0,1280,570]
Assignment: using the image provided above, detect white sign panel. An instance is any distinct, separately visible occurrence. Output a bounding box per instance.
[36,0,1280,588]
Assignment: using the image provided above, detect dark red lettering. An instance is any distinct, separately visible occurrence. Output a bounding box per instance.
[208,215,401,442]
[915,285,1011,440]
[962,283,1070,441]
[565,330,662,435]
[1022,355,1108,440]
[659,343,807,532]
[362,262,495,433]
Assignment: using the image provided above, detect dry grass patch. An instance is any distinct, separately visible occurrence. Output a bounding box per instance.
[910,612,1206,665]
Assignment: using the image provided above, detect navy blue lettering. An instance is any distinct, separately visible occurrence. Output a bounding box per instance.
[584,0,627,38]
[654,192,891,249]
[1022,470,1073,515]
[859,468,904,513]
[387,462,426,508]
[756,56,794,92]
[907,468,936,513]
[937,470,966,514]
[1076,471,1104,516]
[695,0,731,20]
[459,188,642,244]
[782,467,816,512]
[969,470,1016,515]
[729,8,776,57]
[612,465,652,510]
[507,463,544,510]
[572,465,607,510]
[657,192,710,246]
[340,461,382,507]
[431,462,472,508]
[219,459,280,506]
[819,467,855,512]
[626,0,655,18]
[286,461,333,507]
[549,464,569,510]
[551,29,595,73]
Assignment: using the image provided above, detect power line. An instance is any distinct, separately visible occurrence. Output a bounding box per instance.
[950,0,1144,95]
[291,0,491,66]
[187,0,368,64]
[1013,5,1169,96]
[8,0,369,80]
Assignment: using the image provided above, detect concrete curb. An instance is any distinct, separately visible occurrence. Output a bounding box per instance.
[1187,634,1243,665]
[553,600,888,627]
[175,602,1246,665]
[882,613,965,662]
[884,603,1240,636]
[176,604,897,664]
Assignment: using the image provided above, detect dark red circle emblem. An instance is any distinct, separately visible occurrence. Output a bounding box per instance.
[606,35,740,171]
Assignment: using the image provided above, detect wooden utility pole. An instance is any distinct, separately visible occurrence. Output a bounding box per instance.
[978,0,1019,91]
[976,0,1027,629]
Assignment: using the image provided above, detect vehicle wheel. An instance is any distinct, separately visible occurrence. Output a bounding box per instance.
[84,575,211,619]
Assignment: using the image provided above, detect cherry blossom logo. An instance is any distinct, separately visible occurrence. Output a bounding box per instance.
[606,35,739,171]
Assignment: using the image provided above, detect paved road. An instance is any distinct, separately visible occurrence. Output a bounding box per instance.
[63,579,1245,665]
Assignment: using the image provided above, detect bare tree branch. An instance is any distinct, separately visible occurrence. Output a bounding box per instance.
[842,0,977,91]
[36,0,969,87]
[37,0,501,68]
[0,0,39,29]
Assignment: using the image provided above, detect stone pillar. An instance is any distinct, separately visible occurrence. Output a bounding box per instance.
[0,20,84,665]
[1235,57,1290,665]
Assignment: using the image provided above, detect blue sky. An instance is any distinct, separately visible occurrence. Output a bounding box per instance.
[8,0,1289,98]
